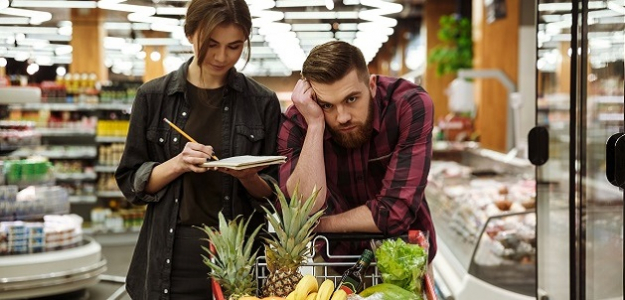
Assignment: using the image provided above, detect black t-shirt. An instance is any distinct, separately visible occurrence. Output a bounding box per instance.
[178,82,225,226]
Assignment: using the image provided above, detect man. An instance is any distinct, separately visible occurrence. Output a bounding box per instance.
[277,40,437,261]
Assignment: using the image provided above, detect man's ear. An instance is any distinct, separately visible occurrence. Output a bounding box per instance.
[369,75,377,99]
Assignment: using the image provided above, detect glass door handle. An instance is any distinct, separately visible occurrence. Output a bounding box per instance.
[528,126,549,166]
[606,133,625,187]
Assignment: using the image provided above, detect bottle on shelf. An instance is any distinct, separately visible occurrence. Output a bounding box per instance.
[336,248,374,294]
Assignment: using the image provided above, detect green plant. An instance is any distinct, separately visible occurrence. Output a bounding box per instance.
[427,14,473,77]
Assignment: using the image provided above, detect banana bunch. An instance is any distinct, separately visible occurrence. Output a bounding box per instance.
[288,276,347,300]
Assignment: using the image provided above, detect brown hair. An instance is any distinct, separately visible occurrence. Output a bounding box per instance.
[302,40,370,84]
[184,0,252,67]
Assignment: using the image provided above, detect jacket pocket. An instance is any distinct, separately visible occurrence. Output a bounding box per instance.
[146,127,169,159]
[234,125,265,155]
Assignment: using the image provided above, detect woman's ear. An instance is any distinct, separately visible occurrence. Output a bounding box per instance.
[369,74,377,99]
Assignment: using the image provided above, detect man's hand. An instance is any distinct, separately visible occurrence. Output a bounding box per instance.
[174,142,215,173]
[291,79,324,127]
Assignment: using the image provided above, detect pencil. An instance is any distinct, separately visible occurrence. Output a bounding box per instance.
[163,118,219,161]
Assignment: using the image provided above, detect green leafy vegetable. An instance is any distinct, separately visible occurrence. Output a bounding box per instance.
[375,238,427,297]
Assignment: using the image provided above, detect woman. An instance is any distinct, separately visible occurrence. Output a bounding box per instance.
[114,0,281,298]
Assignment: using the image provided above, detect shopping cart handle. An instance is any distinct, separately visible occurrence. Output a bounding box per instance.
[316,232,407,241]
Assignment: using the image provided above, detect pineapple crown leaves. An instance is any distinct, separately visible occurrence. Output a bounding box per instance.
[261,183,325,272]
[196,211,263,298]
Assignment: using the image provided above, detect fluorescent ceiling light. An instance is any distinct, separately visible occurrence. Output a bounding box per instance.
[150,23,183,33]
[11,0,97,8]
[338,23,358,31]
[284,11,358,19]
[0,0,7,9]
[296,32,334,39]
[275,0,325,7]
[299,37,337,46]
[134,38,182,46]
[156,7,187,15]
[0,7,52,24]
[538,1,606,11]
[26,34,71,42]
[343,0,360,4]
[98,2,156,15]
[607,1,625,14]
[0,26,58,34]
[0,17,30,25]
[291,23,332,31]
[128,12,180,25]
[360,0,402,13]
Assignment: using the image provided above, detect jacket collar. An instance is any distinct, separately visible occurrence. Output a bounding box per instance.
[167,57,245,96]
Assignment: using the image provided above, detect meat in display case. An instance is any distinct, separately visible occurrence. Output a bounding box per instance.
[427,148,535,300]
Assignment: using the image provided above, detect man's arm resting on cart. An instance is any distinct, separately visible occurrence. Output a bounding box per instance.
[315,205,381,233]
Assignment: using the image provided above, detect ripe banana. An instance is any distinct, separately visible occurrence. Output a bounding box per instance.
[315,279,335,300]
[294,274,318,300]
[286,291,296,300]
[305,292,318,300]
[330,289,347,300]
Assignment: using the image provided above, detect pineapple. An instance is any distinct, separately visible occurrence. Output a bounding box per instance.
[198,212,263,300]
[261,184,325,297]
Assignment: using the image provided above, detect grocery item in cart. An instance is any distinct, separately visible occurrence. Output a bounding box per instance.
[336,249,374,294]
[260,184,324,298]
[198,212,263,300]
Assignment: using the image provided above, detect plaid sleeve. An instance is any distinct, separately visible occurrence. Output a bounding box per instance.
[366,87,434,236]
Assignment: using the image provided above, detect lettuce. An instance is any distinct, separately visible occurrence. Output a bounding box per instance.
[374,238,427,297]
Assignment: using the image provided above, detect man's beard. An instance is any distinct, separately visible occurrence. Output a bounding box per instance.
[327,100,374,149]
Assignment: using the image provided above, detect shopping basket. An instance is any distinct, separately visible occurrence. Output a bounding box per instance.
[211,231,436,300]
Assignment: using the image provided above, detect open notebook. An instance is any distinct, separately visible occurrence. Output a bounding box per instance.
[201,155,286,170]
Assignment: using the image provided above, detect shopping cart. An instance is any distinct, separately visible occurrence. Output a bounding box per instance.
[211,231,436,300]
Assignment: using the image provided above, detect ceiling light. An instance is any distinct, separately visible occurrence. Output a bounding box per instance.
[58,26,72,36]
[338,23,358,31]
[35,56,53,66]
[343,0,360,4]
[134,38,181,46]
[150,51,161,62]
[0,17,30,25]
[54,45,73,56]
[11,0,97,8]
[26,63,39,75]
[291,23,332,31]
[606,1,625,14]
[128,12,180,25]
[283,11,358,19]
[156,7,187,15]
[0,57,7,68]
[0,7,52,25]
[56,66,66,76]
[325,0,335,10]
[136,51,146,60]
[296,32,334,39]
[275,0,325,7]
[98,2,156,15]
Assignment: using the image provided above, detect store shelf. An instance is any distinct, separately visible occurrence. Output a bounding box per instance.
[94,165,118,173]
[0,237,107,300]
[9,146,97,159]
[96,191,124,198]
[37,128,96,137]
[55,173,97,181]
[68,195,97,203]
[95,136,126,143]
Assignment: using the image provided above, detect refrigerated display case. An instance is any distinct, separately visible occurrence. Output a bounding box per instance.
[533,1,624,299]
[427,148,536,299]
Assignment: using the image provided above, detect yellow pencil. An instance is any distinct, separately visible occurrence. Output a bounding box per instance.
[163,118,219,161]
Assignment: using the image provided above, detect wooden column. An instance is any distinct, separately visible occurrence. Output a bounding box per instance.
[423,0,457,123]
[70,8,107,82]
[142,31,168,83]
[472,0,520,152]
[556,42,571,93]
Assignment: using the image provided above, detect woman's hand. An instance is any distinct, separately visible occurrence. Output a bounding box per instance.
[215,165,268,182]
[291,79,324,127]
[175,142,215,173]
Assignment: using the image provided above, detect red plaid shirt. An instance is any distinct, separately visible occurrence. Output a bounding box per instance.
[278,75,437,261]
